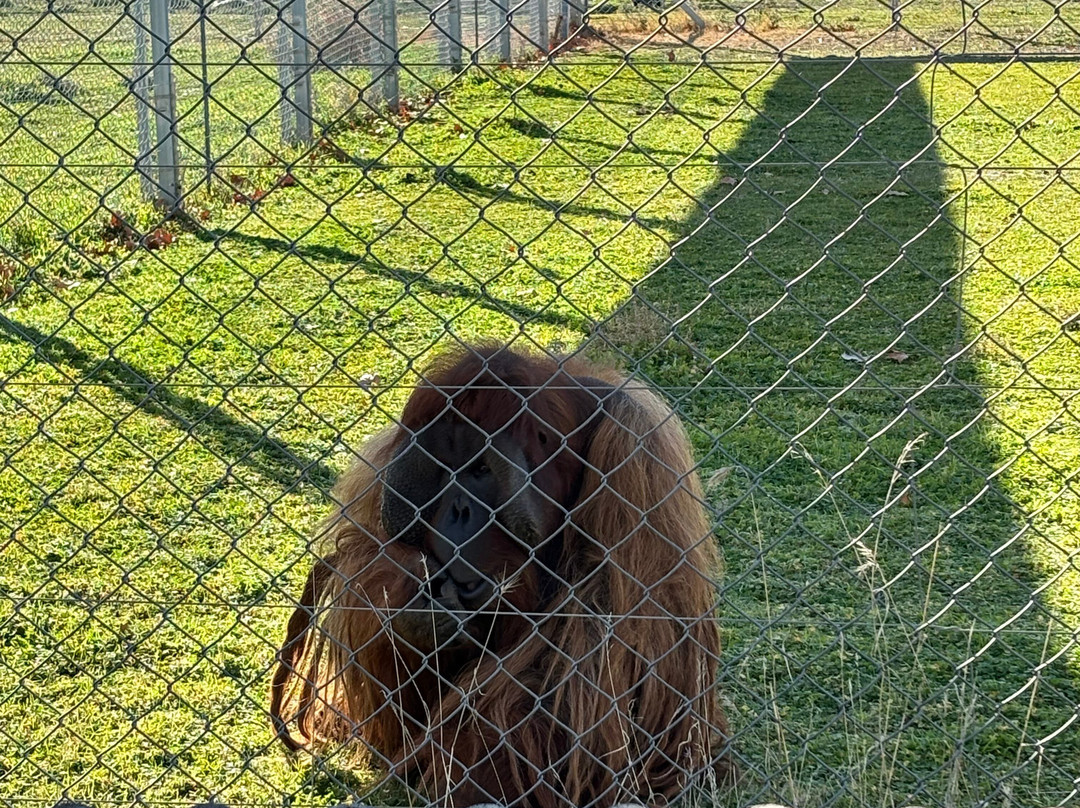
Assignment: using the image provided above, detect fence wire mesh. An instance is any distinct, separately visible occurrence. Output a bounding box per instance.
[1,0,1079,806]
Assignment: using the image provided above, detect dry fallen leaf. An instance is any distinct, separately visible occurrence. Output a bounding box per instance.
[315,137,349,161]
[706,467,734,490]
[841,351,867,364]
[720,176,737,186]
[0,261,15,301]
[144,228,174,250]
[667,49,676,62]
[277,173,297,188]
[885,189,909,197]
[885,350,911,363]
[898,489,913,507]
[358,372,381,391]
[102,212,137,248]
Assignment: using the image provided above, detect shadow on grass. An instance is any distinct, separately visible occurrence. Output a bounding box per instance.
[434,166,686,231]
[193,227,589,332]
[524,80,719,123]
[591,58,1080,807]
[0,315,337,492]
[505,116,693,160]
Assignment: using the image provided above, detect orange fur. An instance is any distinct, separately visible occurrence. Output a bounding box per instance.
[270,346,734,807]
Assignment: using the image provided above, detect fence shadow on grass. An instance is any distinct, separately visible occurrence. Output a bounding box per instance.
[0,314,337,492]
[192,227,589,332]
[591,57,1080,808]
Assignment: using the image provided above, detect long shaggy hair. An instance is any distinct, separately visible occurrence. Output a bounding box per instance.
[270,344,734,808]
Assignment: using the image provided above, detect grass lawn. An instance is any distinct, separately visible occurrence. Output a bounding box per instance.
[1,3,1078,806]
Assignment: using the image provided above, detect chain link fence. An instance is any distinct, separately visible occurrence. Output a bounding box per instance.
[2,0,1079,806]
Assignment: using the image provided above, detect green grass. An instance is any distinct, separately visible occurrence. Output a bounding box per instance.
[1,3,1079,806]
[703,0,1080,48]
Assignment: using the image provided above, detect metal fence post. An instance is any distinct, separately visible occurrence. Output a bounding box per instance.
[290,0,313,144]
[538,0,549,54]
[254,0,266,38]
[568,0,582,33]
[381,0,400,110]
[680,0,705,35]
[447,0,463,71]
[148,0,180,208]
[557,0,569,44]
[472,0,482,62]
[132,0,155,201]
[278,4,294,144]
[498,0,511,63]
[198,0,213,188]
